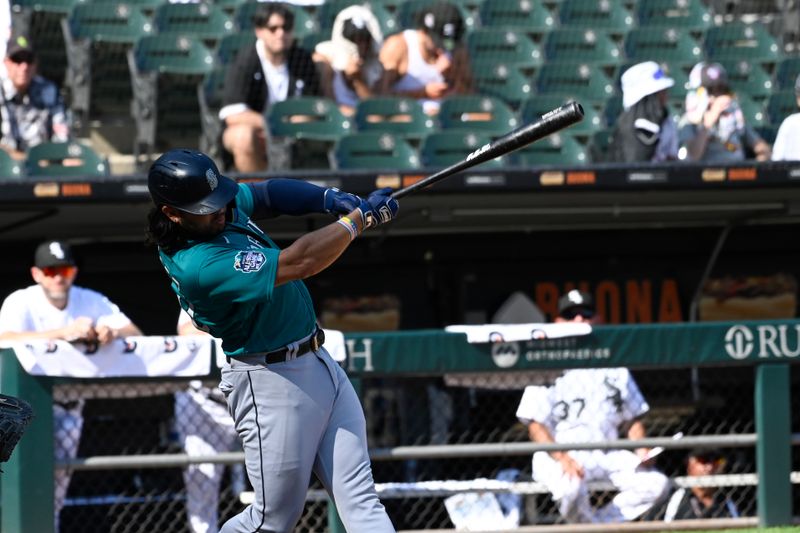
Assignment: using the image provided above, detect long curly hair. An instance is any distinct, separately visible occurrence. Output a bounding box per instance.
[145,207,189,255]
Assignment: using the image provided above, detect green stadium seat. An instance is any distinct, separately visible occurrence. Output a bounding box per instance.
[234,1,318,38]
[267,97,353,141]
[736,94,768,127]
[635,0,711,34]
[717,60,774,102]
[467,29,543,74]
[334,132,419,170]
[767,90,799,126]
[154,2,235,45]
[267,97,354,169]
[214,0,245,15]
[478,0,556,39]
[24,141,109,177]
[0,150,23,180]
[420,131,505,168]
[509,132,587,167]
[471,62,534,110]
[775,57,800,91]
[354,97,435,141]
[215,32,255,65]
[62,3,154,125]
[316,0,398,37]
[90,0,162,13]
[438,95,519,136]
[544,29,623,68]
[128,33,215,160]
[10,0,88,86]
[558,0,635,35]
[703,23,782,68]
[603,92,623,126]
[520,95,604,135]
[536,62,616,107]
[755,124,778,145]
[397,0,476,32]
[623,27,703,65]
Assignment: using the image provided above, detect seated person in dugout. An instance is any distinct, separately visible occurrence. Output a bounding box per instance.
[377,1,473,115]
[515,290,669,523]
[643,447,740,521]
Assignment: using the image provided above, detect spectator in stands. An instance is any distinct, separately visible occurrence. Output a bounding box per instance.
[0,31,70,161]
[678,62,771,162]
[313,5,384,116]
[771,73,800,161]
[175,309,245,533]
[220,2,321,172]
[609,61,679,163]
[644,448,739,521]
[515,290,669,523]
[0,240,142,531]
[377,1,473,115]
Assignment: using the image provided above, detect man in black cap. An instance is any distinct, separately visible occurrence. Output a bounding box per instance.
[0,31,70,160]
[516,289,668,523]
[644,447,739,521]
[0,240,141,530]
[555,289,598,323]
[679,61,771,162]
[377,0,473,114]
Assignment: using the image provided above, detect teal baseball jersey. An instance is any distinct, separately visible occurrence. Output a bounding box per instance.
[159,184,317,357]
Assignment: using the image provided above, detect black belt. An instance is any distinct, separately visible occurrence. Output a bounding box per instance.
[226,329,325,365]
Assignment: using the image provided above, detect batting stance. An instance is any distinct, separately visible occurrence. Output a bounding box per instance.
[146,149,397,533]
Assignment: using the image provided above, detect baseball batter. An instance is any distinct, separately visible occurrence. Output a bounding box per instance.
[516,367,669,523]
[145,149,397,533]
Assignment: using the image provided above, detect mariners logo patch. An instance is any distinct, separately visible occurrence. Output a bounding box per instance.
[234,251,266,273]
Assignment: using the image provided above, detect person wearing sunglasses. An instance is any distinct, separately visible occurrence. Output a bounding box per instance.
[0,31,70,161]
[220,2,321,173]
[0,240,142,530]
[515,290,669,524]
[644,447,739,521]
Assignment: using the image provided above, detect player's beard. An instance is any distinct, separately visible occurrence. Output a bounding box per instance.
[43,287,69,308]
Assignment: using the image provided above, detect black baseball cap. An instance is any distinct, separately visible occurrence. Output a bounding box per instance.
[688,447,724,462]
[34,241,76,268]
[6,31,35,61]
[415,1,464,52]
[700,62,730,95]
[557,290,595,318]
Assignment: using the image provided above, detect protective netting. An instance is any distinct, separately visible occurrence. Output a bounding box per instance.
[52,363,799,532]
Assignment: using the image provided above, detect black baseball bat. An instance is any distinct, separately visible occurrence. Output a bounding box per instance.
[392,101,585,199]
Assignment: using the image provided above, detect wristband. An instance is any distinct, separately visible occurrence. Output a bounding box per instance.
[336,216,358,241]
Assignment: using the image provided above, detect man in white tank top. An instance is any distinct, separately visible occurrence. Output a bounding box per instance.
[377,1,473,115]
[0,240,142,531]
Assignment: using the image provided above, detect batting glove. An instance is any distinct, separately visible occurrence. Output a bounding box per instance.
[323,187,362,216]
[357,187,399,229]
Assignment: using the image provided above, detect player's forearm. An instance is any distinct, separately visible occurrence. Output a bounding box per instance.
[627,419,646,440]
[116,323,143,337]
[529,422,566,460]
[276,210,363,285]
[0,328,74,342]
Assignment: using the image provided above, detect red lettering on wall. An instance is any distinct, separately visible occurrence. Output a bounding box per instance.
[536,283,560,321]
[659,279,683,322]
[596,281,621,324]
[626,280,653,323]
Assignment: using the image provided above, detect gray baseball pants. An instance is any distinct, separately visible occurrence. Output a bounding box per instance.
[218,347,395,533]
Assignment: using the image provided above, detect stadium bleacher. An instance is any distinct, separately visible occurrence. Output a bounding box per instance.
[0,0,797,178]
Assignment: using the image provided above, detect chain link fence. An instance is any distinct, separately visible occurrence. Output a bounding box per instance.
[51,362,799,532]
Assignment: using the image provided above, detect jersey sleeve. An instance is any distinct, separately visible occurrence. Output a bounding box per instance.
[234,182,255,219]
[516,385,552,426]
[193,243,280,305]
[0,291,30,333]
[616,368,649,420]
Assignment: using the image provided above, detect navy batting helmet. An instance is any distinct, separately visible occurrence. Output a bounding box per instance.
[148,149,238,215]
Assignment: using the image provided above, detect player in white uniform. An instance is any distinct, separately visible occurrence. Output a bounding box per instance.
[0,240,142,531]
[175,309,245,533]
[515,291,669,523]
